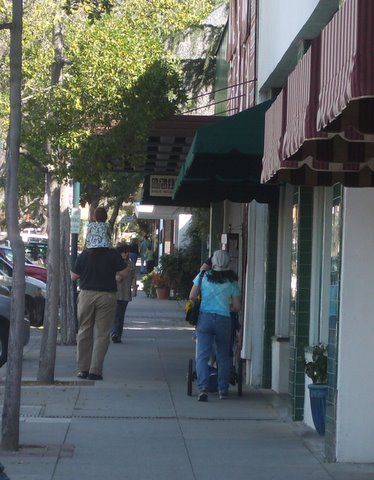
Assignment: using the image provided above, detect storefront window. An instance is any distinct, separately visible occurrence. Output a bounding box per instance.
[310,187,333,344]
[290,203,299,306]
[330,202,341,319]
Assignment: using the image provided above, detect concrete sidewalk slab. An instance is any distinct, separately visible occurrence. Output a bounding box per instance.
[1,290,374,479]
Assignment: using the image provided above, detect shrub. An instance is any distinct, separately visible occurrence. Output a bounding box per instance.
[141,271,156,298]
[152,272,169,288]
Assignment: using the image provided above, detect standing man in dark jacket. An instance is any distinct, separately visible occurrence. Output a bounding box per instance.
[128,236,139,267]
[71,232,129,381]
[139,235,151,274]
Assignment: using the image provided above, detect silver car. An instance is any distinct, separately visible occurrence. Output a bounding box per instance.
[0,286,30,368]
[0,256,46,326]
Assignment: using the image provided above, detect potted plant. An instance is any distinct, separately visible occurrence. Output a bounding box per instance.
[152,271,170,299]
[158,251,183,299]
[141,271,156,298]
[305,343,328,435]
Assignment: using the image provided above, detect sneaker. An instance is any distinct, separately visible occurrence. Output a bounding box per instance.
[198,391,208,402]
[219,391,229,400]
[112,336,122,344]
[87,373,103,381]
[77,371,89,379]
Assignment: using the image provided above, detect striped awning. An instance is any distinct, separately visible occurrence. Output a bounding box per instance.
[261,0,374,187]
[261,90,285,184]
[317,0,374,131]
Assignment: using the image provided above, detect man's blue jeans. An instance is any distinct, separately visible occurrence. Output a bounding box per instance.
[129,253,138,266]
[196,312,232,393]
[140,255,146,273]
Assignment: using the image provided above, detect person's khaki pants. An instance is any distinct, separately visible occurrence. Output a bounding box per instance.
[77,290,117,376]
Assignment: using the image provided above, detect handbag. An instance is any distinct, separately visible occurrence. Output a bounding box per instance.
[185,272,204,326]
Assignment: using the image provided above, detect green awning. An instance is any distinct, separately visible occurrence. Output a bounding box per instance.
[173,100,278,204]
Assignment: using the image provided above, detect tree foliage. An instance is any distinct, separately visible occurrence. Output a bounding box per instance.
[1,0,213,191]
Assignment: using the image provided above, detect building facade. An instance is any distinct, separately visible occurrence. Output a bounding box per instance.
[258,0,374,462]
[144,0,374,463]
[179,0,373,463]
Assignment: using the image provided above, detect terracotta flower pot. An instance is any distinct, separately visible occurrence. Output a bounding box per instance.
[155,287,170,299]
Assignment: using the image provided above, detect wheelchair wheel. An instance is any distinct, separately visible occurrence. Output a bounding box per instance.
[187,358,193,396]
[237,357,243,396]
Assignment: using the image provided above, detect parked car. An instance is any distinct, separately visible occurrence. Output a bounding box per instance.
[20,232,48,244]
[0,286,30,368]
[0,256,46,326]
[0,245,47,283]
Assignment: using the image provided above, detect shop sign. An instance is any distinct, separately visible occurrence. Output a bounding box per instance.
[149,176,177,197]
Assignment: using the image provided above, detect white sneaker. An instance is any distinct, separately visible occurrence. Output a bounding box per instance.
[198,391,208,402]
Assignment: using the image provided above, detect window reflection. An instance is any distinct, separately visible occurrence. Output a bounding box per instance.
[330,203,341,317]
[291,203,299,301]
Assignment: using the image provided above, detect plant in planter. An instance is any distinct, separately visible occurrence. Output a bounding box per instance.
[158,249,202,300]
[305,343,328,435]
[141,271,156,298]
[158,253,180,289]
[152,271,170,299]
[305,344,327,384]
[152,272,169,288]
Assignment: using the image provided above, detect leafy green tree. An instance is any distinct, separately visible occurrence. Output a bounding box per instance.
[19,0,212,183]
[0,0,214,217]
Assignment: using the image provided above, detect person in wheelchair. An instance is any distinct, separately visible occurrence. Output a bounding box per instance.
[191,311,240,394]
[190,250,241,402]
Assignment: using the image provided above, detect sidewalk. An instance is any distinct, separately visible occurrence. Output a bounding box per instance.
[1,289,374,479]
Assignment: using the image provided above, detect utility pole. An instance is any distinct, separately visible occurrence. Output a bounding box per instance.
[71,181,80,331]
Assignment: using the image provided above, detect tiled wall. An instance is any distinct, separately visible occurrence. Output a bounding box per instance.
[262,202,279,387]
[325,183,342,462]
[283,183,341,444]
[289,187,313,421]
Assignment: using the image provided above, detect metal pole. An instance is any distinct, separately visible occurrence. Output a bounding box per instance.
[71,181,80,331]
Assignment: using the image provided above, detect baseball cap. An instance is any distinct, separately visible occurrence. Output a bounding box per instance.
[211,250,230,271]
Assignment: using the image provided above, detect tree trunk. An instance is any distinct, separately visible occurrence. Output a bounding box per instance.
[37,174,60,383]
[59,184,76,345]
[108,195,124,240]
[36,21,65,383]
[88,199,99,222]
[1,0,24,451]
[84,184,101,222]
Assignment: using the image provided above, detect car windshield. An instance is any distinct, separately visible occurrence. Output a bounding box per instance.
[0,258,12,277]
[0,247,34,265]
[0,284,10,296]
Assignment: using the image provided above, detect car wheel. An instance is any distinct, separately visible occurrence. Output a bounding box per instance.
[25,297,37,326]
[0,319,9,368]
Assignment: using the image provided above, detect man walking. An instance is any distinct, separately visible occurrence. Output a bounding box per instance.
[139,235,151,274]
[71,232,129,380]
